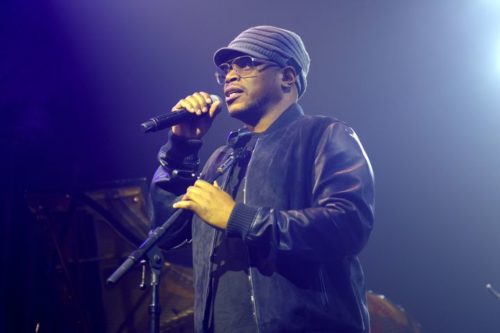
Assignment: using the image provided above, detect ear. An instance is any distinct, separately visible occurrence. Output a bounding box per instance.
[281,66,298,92]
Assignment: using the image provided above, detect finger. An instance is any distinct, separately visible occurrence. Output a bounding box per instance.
[185,95,204,115]
[184,186,203,200]
[180,192,196,201]
[171,99,185,112]
[208,98,221,118]
[194,179,212,189]
[199,91,213,104]
[173,200,194,210]
[193,92,208,113]
[213,180,220,189]
[172,98,197,114]
[188,186,215,206]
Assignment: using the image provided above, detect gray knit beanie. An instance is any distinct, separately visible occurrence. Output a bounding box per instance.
[213,25,311,98]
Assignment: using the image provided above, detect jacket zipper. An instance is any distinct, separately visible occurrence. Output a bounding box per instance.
[243,137,261,332]
[204,151,236,330]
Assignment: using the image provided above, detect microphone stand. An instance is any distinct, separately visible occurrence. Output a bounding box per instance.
[147,246,164,333]
[107,129,251,333]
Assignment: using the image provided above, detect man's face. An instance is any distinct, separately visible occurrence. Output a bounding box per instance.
[221,56,283,124]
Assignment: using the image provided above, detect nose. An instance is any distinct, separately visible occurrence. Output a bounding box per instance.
[225,67,240,84]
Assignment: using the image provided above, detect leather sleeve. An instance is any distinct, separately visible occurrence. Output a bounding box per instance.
[148,133,203,249]
[226,122,375,260]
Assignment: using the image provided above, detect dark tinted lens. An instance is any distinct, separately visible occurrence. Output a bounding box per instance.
[232,56,254,71]
[218,63,231,74]
[215,56,272,84]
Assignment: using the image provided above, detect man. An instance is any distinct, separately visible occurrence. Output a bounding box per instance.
[150,25,375,333]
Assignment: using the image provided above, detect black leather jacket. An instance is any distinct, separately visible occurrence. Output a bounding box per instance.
[150,104,375,333]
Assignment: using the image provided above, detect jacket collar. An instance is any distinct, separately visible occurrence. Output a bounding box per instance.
[227,103,304,145]
[259,103,304,136]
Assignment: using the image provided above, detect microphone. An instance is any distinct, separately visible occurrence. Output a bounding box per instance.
[141,95,220,133]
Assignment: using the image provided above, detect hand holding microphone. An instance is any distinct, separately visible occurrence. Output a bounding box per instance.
[141,92,221,139]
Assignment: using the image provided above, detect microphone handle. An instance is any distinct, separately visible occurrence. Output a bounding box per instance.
[141,110,197,133]
[141,94,220,133]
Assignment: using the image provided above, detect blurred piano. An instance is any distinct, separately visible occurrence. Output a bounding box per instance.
[27,179,193,333]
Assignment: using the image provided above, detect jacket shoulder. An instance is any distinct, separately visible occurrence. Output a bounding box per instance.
[301,113,347,127]
[289,114,351,141]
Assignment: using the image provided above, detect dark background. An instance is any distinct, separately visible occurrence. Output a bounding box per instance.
[2,0,500,332]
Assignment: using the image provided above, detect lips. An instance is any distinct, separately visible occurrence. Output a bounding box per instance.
[224,85,244,103]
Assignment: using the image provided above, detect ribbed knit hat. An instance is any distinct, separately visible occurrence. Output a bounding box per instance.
[213,25,310,98]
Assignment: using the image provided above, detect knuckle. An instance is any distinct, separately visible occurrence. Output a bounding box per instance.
[185,95,196,103]
[180,100,192,108]
[193,94,205,104]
